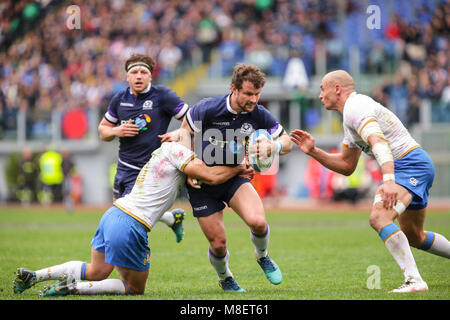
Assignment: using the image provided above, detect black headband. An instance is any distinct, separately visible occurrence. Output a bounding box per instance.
[126,62,151,73]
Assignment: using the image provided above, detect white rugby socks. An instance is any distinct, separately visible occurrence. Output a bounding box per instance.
[420,231,450,259]
[75,279,128,295]
[251,224,270,259]
[379,223,423,282]
[35,261,87,282]
[159,211,175,226]
[208,248,233,280]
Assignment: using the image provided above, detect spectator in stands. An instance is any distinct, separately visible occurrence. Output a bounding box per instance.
[0,0,448,141]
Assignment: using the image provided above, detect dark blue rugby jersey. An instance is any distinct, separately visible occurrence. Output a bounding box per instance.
[104,84,188,167]
[186,94,283,166]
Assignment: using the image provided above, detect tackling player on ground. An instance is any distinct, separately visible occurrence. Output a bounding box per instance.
[98,54,189,243]
[13,129,253,296]
[290,70,450,293]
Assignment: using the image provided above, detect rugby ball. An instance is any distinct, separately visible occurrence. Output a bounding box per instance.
[246,129,275,172]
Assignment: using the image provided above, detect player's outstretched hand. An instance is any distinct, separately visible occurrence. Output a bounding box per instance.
[159,129,180,143]
[290,129,315,155]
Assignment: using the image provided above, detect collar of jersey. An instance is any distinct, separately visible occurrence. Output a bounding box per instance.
[226,94,248,115]
[129,83,152,95]
[344,91,357,110]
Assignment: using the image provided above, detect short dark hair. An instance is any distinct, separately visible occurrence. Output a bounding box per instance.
[125,54,155,73]
[231,63,266,90]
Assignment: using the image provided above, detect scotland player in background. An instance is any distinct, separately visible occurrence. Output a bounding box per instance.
[178,63,292,292]
[290,70,450,293]
[98,54,189,243]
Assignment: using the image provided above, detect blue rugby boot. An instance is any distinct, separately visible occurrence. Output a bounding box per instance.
[14,268,37,293]
[256,255,282,285]
[171,208,185,243]
[219,277,246,292]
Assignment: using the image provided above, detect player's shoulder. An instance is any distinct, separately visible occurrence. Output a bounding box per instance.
[253,104,271,115]
[106,90,129,112]
[150,84,178,96]
[150,84,170,93]
[344,92,378,116]
[192,95,227,116]
[197,95,226,108]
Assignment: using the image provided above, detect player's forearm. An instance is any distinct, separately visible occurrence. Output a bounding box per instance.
[98,124,116,141]
[201,166,241,185]
[308,147,355,176]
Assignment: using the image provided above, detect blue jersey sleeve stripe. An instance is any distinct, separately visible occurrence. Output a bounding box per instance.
[186,108,201,133]
[174,103,189,120]
[268,124,283,139]
[104,112,118,124]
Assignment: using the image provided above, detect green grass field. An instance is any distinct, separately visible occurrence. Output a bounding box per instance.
[1,205,449,300]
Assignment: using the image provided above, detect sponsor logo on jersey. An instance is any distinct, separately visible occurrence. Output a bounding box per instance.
[135,114,151,131]
[120,102,134,107]
[212,121,230,126]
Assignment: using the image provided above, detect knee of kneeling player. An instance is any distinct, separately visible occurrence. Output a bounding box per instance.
[127,283,145,295]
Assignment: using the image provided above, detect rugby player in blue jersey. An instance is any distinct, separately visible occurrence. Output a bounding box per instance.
[178,63,293,292]
[98,54,189,243]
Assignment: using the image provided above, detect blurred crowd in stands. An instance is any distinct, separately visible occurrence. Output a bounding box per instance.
[0,0,449,141]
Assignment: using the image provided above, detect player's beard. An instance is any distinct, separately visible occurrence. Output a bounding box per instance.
[238,101,256,113]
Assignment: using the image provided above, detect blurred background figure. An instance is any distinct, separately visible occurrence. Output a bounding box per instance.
[16,146,38,206]
[61,149,81,212]
[37,147,64,206]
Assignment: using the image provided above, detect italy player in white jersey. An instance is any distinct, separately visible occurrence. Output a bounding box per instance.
[13,129,252,297]
[290,70,450,293]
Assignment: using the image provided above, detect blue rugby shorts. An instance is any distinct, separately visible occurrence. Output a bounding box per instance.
[389,148,435,210]
[91,206,150,271]
[187,176,250,217]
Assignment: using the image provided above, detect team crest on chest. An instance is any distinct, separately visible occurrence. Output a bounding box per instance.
[143,100,153,110]
[240,123,253,135]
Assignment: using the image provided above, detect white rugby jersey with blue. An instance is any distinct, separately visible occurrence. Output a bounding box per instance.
[186,94,284,166]
[342,92,420,158]
[104,84,189,168]
[114,142,196,230]
[342,92,435,209]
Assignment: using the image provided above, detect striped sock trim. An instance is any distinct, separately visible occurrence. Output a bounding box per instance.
[251,224,269,238]
[379,223,401,242]
[419,231,435,251]
[80,262,87,280]
[209,248,227,259]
